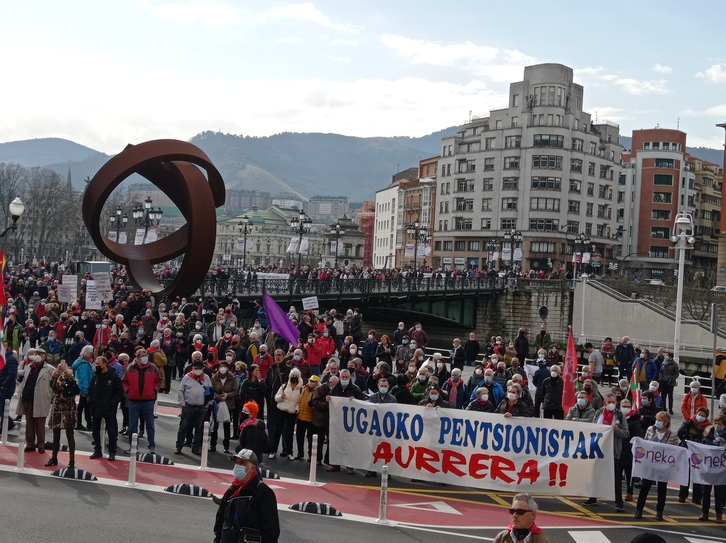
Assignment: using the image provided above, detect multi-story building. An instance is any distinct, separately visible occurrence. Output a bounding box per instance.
[690,156,722,270]
[225,189,273,213]
[433,63,623,272]
[304,195,349,224]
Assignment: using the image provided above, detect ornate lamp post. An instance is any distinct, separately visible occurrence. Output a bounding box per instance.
[132,196,163,242]
[671,213,695,367]
[574,232,591,277]
[330,221,345,269]
[504,229,523,269]
[108,205,129,242]
[238,215,251,270]
[0,196,25,238]
[290,209,312,274]
[405,220,429,275]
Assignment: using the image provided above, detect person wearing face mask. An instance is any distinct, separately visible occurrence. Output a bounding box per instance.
[677,406,711,506]
[392,322,407,347]
[450,338,465,371]
[214,448,280,543]
[614,336,636,383]
[566,391,596,422]
[600,336,617,386]
[681,379,707,422]
[39,329,66,368]
[45,359,78,468]
[326,368,365,473]
[493,493,549,543]
[366,362,396,394]
[612,378,632,406]
[212,359,237,454]
[432,352,450,384]
[494,361,509,390]
[88,356,124,461]
[541,364,565,419]
[656,350,678,415]
[637,391,658,428]
[318,327,337,370]
[632,349,658,392]
[633,411,679,520]
[375,334,393,366]
[582,393,629,510]
[581,379,603,412]
[618,399,645,502]
[369,376,397,405]
[175,358,213,455]
[421,384,450,408]
[92,319,112,354]
[303,332,324,376]
[294,374,320,461]
[471,366,505,405]
[410,322,429,352]
[466,386,496,412]
[273,368,304,459]
[442,368,467,409]
[410,367,431,403]
[71,345,95,430]
[496,383,534,417]
[17,348,54,453]
[215,328,234,356]
[122,349,161,453]
[360,330,378,373]
[394,335,412,374]
[147,339,169,395]
[700,413,726,523]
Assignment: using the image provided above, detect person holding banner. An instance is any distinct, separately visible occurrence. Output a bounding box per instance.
[678,405,710,505]
[619,398,645,502]
[493,493,549,543]
[698,412,726,522]
[634,411,679,520]
[496,383,534,418]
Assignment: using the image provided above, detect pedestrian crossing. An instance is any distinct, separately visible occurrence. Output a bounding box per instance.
[549,529,726,543]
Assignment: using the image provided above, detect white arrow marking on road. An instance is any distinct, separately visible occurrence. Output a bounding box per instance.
[266,484,286,490]
[685,538,725,543]
[567,531,611,543]
[391,500,462,515]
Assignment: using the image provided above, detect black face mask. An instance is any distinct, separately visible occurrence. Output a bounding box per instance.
[95,365,103,374]
[290,377,299,384]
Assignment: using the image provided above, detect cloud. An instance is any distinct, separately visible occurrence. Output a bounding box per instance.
[259,2,355,32]
[651,63,672,74]
[576,66,668,95]
[681,104,726,117]
[380,34,535,82]
[697,63,726,83]
[140,0,245,26]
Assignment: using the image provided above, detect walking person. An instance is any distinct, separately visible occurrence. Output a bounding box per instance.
[88,356,124,461]
[45,360,78,468]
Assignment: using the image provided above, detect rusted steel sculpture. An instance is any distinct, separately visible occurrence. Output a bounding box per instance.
[82,139,226,298]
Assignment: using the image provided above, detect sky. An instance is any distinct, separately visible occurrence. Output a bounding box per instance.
[2,0,726,155]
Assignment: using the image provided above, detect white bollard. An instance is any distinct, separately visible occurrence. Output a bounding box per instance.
[0,399,9,444]
[100,419,107,456]
[15,421,25,472]
[376,465,389,524]
[199,421,210,470]
[126,433,139,487]
[307,434,319,486]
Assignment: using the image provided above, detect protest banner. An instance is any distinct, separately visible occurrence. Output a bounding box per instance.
[686,441,726,486]
[85,279,102,310]
[329,399,614,498]
[94,272,113,300]
[301,296,319,311]
[630,436,689,486]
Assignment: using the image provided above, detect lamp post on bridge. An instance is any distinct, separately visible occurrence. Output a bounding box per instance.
[108,205,128,242]
[132,197,163,242]
[0,196,25,239]
[330,221,345,269]
[671,212,695,366]
[504,229,522,269]
[238,215,251,271]
[290,208,312,275]
[574,232,590,277]
[405,220,430,276]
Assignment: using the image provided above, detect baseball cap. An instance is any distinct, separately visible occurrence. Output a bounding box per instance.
[309,375,321,382]
[192,359,204,368]
[229,448,258,465]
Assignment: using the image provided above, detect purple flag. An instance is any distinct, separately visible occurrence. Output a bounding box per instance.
[263,291,299,347]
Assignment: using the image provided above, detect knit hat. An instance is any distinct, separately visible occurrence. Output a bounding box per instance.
[243,401,259,419]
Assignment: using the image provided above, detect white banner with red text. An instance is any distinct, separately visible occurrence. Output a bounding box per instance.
[686,441,726,486]
[630,437,689,486]
[329,398,614,498]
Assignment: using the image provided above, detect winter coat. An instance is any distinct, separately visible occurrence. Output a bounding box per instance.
[213,474,280,543]
[541,376,564,411]
[123,361,160,401]
[593,406,629,458]
[149,349,168,388]
[0,351,19,400]
[297,384,317,422]
[71,357,93,395]
[274,380,304,414]
[311,382,333,428]
[620,413,645,463]
[88,368,124,417]
[495,397,535,417]
[681,391,708,421]
[565,403,596,422]
[239,378,268,417]
[466,398,496,413]
[212,371,237,413]
[178,372,212,407]
[17,362,54,417]
[441,378,468,409]
[48,368,77,429]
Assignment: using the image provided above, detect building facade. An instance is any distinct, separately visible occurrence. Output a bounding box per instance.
[304,195,349,224]
[433,63,623,272]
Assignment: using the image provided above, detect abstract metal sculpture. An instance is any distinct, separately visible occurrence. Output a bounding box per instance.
[82,139,225,298]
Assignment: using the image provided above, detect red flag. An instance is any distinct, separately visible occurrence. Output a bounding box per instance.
[0,319,5,372]
[630,367,641,411]
[0,249,6,307]
[561,327,578,414]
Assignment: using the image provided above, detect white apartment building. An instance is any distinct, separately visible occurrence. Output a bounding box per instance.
[372,181,402,269]
[433,63,623,272]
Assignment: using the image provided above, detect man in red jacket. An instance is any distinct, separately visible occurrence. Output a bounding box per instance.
[122,348,160,453]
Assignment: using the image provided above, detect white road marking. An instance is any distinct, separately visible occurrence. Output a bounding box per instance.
[391,500,463,515]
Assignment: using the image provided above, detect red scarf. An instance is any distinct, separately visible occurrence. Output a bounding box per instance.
[229,469,259,498]
[602,409,614,425]
[239,416,259,433]
[506,523,543,534]
[187,370,205,385]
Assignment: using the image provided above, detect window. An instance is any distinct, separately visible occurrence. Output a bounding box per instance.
[588,162,596,176]
[655,159,674,169]
[456,179,475,192]
[454,218,472,231]
[589,142,597,154]
[511,116,519,127]
[485,137,496,150]
[529,218,560,231]
[572,138,584,152]
[443,241,453,251]
[484,158,495,171]
[434,241,441,251]
[643,142,650,150]
[599,165,609,179]
[482,178,494,191]
[505,135,521,149]
[512,94,520,107]
[531,177,561,190]
[571,159,583,173]
[482,198,492,211]
[481,218,492,230]
[454,241,466,250]
[649,246,669,258]
[650,227,670,239]
[567,221,579,234]
[597,204,611,219]
[586,203,593,216]
[585,223,592,236]
[533,155,562,169]
[469,241,480,251]
[598,185,611,199]
[652,142,660,150]
[500,218,517,230]
[654,174,672,185]
[653,192,672,203]
[502,177,519,190]
[504,157,520,170]
[455,199,474,212]
[495,120,503,129]
[501,197,518,210]
[587,182,594,196]
[569,179,581,193]
[533,134,564,148]
[568,200,580,214]
[531,242,556,253]
[530,198,560,211]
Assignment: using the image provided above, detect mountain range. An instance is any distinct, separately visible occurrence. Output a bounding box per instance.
[0,130,722,203]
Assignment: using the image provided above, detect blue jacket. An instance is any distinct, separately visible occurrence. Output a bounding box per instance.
[72,357,94,395]
[67,339,90,364]
[469,378,504,405]
[632,357,659,383]
[0,351,18,399]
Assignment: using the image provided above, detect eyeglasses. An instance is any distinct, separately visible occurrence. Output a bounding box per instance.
[509,508,532,515]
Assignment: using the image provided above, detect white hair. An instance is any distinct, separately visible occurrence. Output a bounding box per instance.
[150,339,160,348]
[80,345,95,358]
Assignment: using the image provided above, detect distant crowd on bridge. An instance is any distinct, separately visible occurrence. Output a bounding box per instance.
[1,258,725,526]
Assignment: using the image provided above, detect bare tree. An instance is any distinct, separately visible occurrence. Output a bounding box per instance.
[0,163,27,229]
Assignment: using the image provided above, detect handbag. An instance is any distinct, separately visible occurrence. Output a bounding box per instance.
[217,401,231,423]
[62,377,81,398]
[238,527,262,543]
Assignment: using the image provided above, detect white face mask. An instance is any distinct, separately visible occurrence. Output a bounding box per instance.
[550,371,558,378]
[219,367,228,374]
[193,369,203,376]
[507,392,517,401]
[233,464,249,480]
[606,403,616,412]
[479,394,489,402]
[621,407,631,416]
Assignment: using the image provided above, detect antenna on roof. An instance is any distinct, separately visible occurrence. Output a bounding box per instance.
[469,110,472,122]
[677,117,680,130]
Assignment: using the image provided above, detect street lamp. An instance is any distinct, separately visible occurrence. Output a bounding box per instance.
[290,208,312,274]
[405,220,429,275]
[238,215,251,270]
[132,196,163,242]
[671,213,695,366]
[108,205,129,242]
[504,229,522,269]
[0,196,25,238]
[330,221,345,269]
[485,240,499,269]
[574,232,591,277]
[579,273,589,345]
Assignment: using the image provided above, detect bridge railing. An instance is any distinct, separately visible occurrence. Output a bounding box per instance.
[166,276,509,298]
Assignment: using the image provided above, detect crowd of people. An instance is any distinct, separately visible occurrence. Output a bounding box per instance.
[2,261,726,537]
